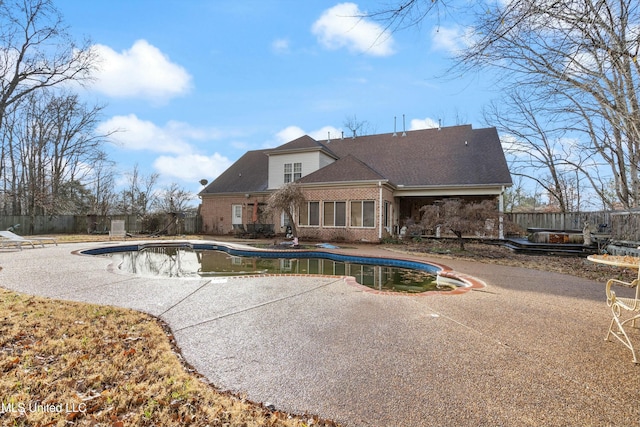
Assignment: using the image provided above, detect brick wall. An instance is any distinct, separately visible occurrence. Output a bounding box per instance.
[297,184,394,242]
[201,184,396,242]
[200,194,275,235]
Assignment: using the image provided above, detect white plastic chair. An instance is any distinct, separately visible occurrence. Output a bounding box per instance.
[605,278,640,363]
[109,220,127,239]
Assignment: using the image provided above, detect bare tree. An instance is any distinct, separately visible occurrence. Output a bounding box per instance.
[87,152,117,216]
[0,0,101,218]
[366,1,453,33]
[420,199,515,250]
[117,164,159,216]
[485,90,591,212]
[503,177,543,213]
[0,0,96,132]
[265,182,306,238]
[373,0,640,209]
[0,90,108,217]
[343,114,376,137]
[152,182,196,213]
[464,0,640,209]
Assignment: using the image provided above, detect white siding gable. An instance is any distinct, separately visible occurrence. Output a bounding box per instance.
[268,151,335,189]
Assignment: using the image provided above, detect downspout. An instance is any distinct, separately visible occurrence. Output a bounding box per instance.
[378,181,383,240]
[499,186,505,240]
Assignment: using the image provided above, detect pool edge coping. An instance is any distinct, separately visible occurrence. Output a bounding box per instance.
[72,239,486,296]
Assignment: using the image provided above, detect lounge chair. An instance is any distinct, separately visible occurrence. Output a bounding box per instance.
[0,231,42,250]
[0,237,31,250]
[0,230,57,246]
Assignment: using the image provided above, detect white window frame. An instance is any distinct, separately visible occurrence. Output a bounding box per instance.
[284,162,302,183]
[299,201,320,226]
[293,162,302,180]
[350,200,375,228]
[284,163,292,183]
[323,201,346,227]
[232,204,242,225]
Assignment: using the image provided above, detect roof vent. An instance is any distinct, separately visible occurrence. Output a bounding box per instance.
[393,116,397,137]
[327,132,330,143]
[402,114,406,137]
[438,118,442,131]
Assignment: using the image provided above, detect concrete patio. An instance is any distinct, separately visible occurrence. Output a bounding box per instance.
[1,240,639,426]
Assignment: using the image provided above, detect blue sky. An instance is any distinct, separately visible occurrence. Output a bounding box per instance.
[56,1,496,197]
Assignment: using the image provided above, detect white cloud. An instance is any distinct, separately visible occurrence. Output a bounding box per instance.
[410,117,439,130]
[309,125,343,141]
[500,133,526,156]
[153,153,232,183]
[274,125,344,145]
[91,39,192,103]
[97,114,194,154]
[275,125,306,144]
[271,38,291,54]
[312,3,394,56]
[231,140,251,150]
[431,25,474,55]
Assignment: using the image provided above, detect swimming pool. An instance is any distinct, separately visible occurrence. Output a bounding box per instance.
[81,241,483,294]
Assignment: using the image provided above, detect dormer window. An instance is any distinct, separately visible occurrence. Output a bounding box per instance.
[284,162,302,183]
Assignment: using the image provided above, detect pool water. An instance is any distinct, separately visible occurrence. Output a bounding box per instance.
[110,246,445,293]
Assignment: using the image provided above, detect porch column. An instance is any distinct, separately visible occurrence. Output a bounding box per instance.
[378,181,383,240]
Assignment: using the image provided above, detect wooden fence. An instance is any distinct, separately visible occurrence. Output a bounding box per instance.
[607,211,640,242]
[0,214,201,235]
[506,211,612,233]
[506,210,640,242]
[3,211,640,242]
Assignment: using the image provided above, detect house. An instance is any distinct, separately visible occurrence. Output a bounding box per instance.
[199,124,513,241]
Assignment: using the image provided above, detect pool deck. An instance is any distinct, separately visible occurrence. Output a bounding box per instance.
[1,239,639,426]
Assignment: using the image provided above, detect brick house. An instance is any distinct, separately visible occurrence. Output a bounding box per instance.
[199,124,512,241]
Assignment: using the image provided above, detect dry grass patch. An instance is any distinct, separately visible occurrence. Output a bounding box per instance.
[0,289,337,427]
[43,234,207,244]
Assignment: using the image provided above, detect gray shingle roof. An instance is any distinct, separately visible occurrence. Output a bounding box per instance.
[267,134,339,158]
[268,135,323,152]
[297,154,386,184]
[199,149,269,194]
[200,125,512,195]
[319,125,512,187]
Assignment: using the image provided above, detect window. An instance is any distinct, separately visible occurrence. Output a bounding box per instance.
[299,201,319,226]
[294,162,302,180]
[232,204,242,225]
[281,212,291,227]
[280,259,292,272]
[351,200,375,227]
[284,163,292,183]
[284,162,302,183]
[323,201,346,226]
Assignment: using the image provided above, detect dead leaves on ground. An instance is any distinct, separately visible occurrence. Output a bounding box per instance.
[404,240,637,283]
[0,289,338,427]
